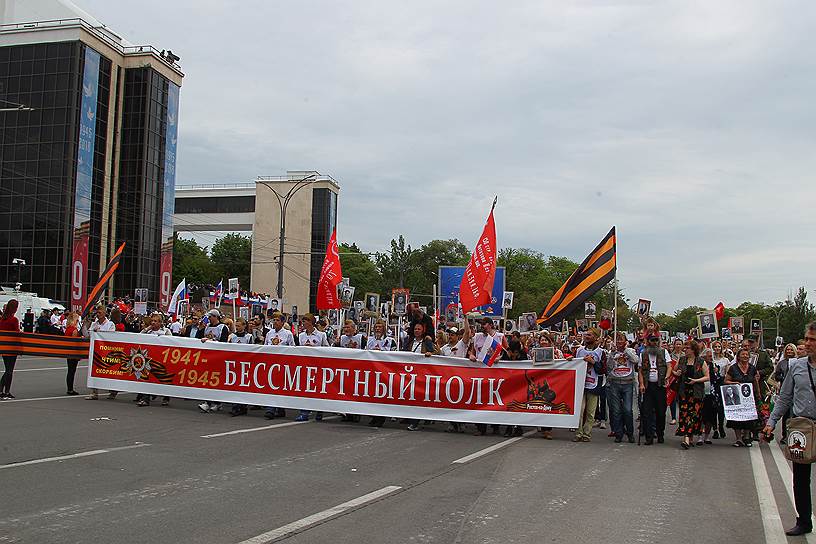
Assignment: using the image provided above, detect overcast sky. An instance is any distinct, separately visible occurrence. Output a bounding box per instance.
[77,0,816,313]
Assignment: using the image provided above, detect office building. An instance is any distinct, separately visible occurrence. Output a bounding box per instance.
[0,0,183,309]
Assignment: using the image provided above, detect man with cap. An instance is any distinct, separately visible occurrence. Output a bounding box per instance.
[441,318,472,358]
[638,334,673,445]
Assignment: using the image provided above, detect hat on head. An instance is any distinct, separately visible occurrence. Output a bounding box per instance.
[747,334,759,342]
[207,309,221,318]
[647,334,660,341]
[447,327,460,335]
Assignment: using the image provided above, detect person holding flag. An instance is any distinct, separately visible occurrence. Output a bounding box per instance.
[470,317,508,367]
[214,279,224,307]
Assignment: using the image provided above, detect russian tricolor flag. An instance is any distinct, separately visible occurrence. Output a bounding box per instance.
[168,278,187,316]
[478,336,503,367]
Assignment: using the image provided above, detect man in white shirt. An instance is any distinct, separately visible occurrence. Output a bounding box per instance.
[265,312,295,420]
[86,306,116,400]
[265,312,295,347]
[469,318,508,364]
[441,319,472,359]
[168,316,182,336]
[136,314,171,407]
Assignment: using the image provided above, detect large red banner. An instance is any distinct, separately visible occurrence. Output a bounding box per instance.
[88,333,587,427]
[459,208,497,314]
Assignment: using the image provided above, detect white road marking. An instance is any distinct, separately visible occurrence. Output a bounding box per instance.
[16,366,88,372]
[0,443,150,470]
[0,395,85,404]
[750,445,787,544]
[451,430,537,464]
[201,416,340,439]
[768,442,816,544]
[237,485,402,544]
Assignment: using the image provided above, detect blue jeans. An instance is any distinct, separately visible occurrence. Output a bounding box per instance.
[607,381,634,438]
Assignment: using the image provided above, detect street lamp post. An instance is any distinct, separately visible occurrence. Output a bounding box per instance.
[256,173,320,299]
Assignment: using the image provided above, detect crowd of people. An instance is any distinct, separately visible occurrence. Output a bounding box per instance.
[1,298,810,449]
[2,296,815,537]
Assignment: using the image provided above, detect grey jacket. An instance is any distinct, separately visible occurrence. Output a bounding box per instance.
[768,357,816,428]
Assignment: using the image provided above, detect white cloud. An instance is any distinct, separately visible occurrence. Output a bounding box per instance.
[77,0,816,313]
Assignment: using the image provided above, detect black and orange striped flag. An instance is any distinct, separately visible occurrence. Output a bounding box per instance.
[538,227,616,327]
[82,242,125,317]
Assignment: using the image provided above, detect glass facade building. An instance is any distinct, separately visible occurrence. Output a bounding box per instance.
[0,19,183,307]
[309,188,338,312]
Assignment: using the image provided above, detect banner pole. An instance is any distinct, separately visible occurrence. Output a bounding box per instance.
[613,225,618,342]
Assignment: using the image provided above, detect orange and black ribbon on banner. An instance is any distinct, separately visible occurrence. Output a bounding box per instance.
[0,331,90,359]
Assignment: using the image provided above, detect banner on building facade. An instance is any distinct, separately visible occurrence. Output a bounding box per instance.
[70,47,101,312]
[88,332,587,427]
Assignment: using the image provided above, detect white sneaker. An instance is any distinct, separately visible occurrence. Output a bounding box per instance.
[198,402,209,413]
[209,403,222,412]
[599,422,606,429]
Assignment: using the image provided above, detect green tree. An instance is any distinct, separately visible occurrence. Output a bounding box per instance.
[375,236,414,291]
[780,287,816,344]
[339,243,383,298]
[173,236,215,288]
[210,233,252,290]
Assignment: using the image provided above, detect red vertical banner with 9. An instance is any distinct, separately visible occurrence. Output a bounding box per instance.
[70,222,90,312]
[159,240,173,312]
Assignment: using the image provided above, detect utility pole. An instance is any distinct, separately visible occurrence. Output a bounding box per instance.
[256,172,319,299]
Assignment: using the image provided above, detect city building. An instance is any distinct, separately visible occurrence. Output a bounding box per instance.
[0,0,183,310]
[173,171,339,313]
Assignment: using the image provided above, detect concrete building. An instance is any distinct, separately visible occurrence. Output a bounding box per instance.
[0,0,183,309]
[173,171,339,313]
[253,172,339,314]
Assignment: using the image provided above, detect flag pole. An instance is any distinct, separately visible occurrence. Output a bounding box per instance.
[612,225,618,342]
[613,225,618,342]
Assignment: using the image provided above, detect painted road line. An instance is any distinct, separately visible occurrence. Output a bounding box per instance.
[750,445,787,544]
[451,430,537,464]
[16,365,89,372]
[0,443,150,470]
[0,395,85,404]
[768,442,816,544]
[201,416,341,439]
[237,485,402,544]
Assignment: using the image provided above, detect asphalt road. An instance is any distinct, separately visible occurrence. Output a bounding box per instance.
[0,356,808,544]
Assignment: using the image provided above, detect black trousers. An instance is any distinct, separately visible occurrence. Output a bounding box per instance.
[794,462,813,527]
[66,359,79,391]
[1,355,17,393]
[641,383,666,439]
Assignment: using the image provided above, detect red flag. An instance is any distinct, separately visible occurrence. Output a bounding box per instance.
[316,229,343,310]
[459,201,497,314]
[714,301,725,321]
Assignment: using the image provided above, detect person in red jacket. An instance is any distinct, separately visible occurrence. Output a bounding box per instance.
[0,299,21,399]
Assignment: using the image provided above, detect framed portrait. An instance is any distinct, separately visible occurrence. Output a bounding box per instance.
[267,297,282,313]
[532,347,554,365]
[518,312,538,333]
[327,309,339,325]
[353,300,365,312]
[134,288,148,303]
[729,316,744,335]
[502,291,514,310]
[589,320,599,330]
[239,306,250,321]
[445,303,458,324]
[251,304,264,317]
[227,277,239,296]
[392,288,409,315]
[576,319,588,333]
[750,319,762,333]
[341,277,350,289]
[721,327,732,340]
[503,319,516,333]
[492,318,501,330]
[562,320,569,333]
[600,308,613,321]
[636,298,651,317]
[365,293,380,313]
[201,297,210,311]
[584,301,597,320]
[291,305,298,319]
[660,330,669,343]
[347,307,358,322]
[380,302,391,320]
[697,311,719,339]
[776,336,784,347]
[340,286,355,309]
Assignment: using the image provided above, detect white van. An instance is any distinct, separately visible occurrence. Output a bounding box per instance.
[0,286,67,325]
